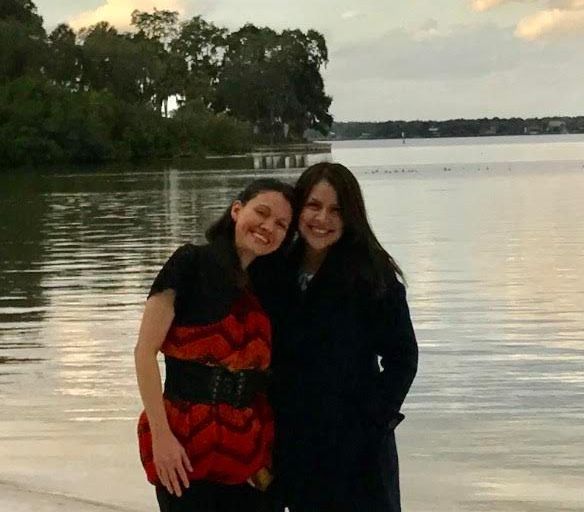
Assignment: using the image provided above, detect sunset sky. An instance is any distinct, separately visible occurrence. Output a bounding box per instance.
[34,0,584,121]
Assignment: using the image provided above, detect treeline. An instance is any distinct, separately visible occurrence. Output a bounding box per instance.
[0,1,332,168]
[328,116,584,140]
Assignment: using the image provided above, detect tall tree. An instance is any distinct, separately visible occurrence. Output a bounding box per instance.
[79,21,164,107]
[131,9,185,116]
[217,24,332,140]
[171,15,227,105]
[130,8,179,46]
[47,24,81,89]
[0,0,44,29]
[0,0,47,82]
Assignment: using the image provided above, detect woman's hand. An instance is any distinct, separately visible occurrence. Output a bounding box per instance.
[152,428,193,497]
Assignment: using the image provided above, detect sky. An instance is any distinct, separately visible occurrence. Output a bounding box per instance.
[33,0,584,122]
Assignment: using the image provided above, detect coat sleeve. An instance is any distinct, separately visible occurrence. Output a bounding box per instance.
[366,281,418,429]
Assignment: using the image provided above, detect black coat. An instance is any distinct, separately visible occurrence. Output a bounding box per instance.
[251,248,418,512]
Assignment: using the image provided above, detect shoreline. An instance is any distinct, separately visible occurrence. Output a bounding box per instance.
[0,480,140,512]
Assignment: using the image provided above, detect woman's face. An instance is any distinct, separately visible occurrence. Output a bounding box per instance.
[231,190,293,262]
[298,180,344,254]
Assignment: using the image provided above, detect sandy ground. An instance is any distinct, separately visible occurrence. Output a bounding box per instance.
[0,481,139,512]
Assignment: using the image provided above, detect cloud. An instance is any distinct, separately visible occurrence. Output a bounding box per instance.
[471,0,510,12]
[328,23,523,82]
[69,0,185,31]
[470,0,584,38]
[341,10,361,20]
[515,7,584,38]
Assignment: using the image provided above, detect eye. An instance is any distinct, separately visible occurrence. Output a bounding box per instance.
[255,207,269,217]
[276,221,289,230]
[305,201,320,210]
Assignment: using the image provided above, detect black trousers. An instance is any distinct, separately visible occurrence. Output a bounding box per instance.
[156,481,275,512]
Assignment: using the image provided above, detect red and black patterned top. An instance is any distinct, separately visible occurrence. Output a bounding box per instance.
[137,241,274,486]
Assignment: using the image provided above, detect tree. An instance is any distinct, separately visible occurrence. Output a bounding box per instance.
[171,16,227,105]
[217,24,332,141]
[79,21,165,107]
[131,9,185,116]
[47,24,81,89]
[0,0,44,30]
[0,0,47,82]
[130,8,179,45]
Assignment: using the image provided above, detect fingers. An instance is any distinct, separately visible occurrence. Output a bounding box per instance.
[156,456,191,496]
[156,466,174,496]
[181,449,193,473]
[152,434,192,497]
[168,469,183,497]
[177,450,192,489]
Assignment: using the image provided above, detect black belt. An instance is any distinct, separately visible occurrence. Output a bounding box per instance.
[164,356,269,409]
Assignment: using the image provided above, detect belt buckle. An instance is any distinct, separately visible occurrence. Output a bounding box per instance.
[210,367,248,407]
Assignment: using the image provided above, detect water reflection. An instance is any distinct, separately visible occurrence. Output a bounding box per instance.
[0,173,50,380]
[0,142,583,511]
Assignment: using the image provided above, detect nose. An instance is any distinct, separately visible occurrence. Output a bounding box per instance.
[260,218,275,233]
[314,208,328,223]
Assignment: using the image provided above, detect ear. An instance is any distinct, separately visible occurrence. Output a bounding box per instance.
[230,200,242,222]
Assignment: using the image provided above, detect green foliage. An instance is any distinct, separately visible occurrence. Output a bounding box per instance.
[0,0,44,30]
[0,77,112,166]
[171,16,227,106]
[2,1,332,168]
[131,8,179,44]
[171,101,252,155]
[47,24,81,88]
[0,20,46,82]
[217,24,332,140]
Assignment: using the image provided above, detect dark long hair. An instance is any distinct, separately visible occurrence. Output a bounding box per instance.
[295,162,404,295]
[206,177,296,254]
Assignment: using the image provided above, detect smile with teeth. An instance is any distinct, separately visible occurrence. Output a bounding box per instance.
[308,226,332,236]
[251,231,270,244]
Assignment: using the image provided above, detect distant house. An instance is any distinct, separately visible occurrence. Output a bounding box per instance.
[527,123,542,135]
[428,126,440,137]
[546,119,568,134]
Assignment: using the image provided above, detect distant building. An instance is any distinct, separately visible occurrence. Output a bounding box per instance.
[428,126,440,137]
[546,119,568,134]
[527,122,542,135]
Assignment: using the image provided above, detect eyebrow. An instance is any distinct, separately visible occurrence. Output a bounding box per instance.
[257,203,290,223]
[307,196,339,208]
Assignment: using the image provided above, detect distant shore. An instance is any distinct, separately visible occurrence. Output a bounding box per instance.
[311,116,584,141]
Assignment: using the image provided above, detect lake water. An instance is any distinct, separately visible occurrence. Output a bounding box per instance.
[1,135,583,511]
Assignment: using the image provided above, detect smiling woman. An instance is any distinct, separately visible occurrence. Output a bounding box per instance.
[134,178,294,512]
[253,163,418,512]
[231,191,292,269]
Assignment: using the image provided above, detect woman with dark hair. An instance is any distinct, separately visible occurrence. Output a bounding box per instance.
[254,163,418,512]
[134,178,294,512]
